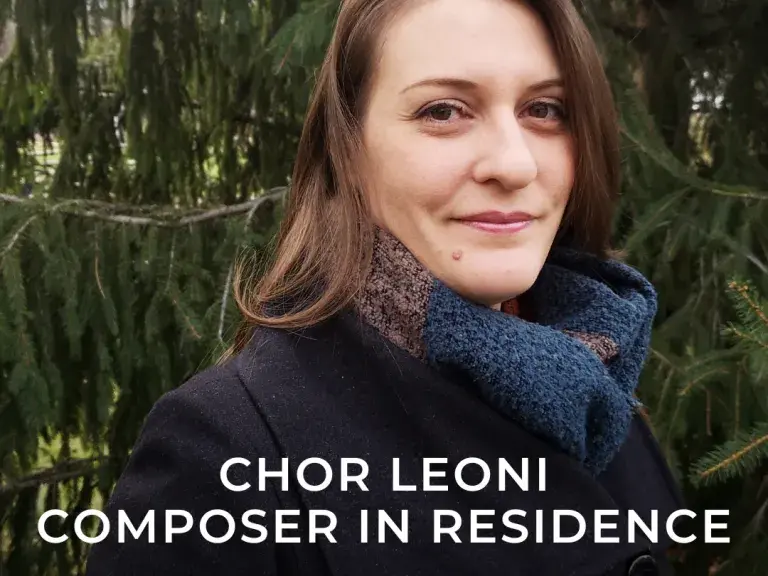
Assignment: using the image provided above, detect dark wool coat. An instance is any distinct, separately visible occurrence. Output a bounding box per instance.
[85,311,684,576]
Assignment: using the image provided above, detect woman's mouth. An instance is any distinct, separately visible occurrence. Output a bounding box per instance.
[456,211,534,234]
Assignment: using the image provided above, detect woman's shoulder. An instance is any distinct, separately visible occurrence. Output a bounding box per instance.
[155,319,356,440]
[84,338,290,574]
[163,322,320,421]
[150,353,261,442]
[128,324,322,481]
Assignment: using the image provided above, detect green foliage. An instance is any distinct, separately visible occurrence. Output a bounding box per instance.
[0,193,283,573]
[722,280,768,378]
[680,283,768,576]
[1,0,768,574]
[691,422,768,486]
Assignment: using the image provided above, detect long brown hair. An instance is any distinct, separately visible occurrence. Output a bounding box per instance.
[224,0,621,358]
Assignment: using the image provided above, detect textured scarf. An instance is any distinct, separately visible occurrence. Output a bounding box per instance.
[356,228,657,476]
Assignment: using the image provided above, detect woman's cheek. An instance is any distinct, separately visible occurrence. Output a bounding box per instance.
[535,140,575,206]
[401,145,470,213]
[373,166,454,218]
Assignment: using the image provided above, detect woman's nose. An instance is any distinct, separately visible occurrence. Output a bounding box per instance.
[472,113,538,191]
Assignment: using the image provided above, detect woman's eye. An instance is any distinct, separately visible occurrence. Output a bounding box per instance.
[418,102,466,123]
[427,104,455,121]
[525,101,565,122]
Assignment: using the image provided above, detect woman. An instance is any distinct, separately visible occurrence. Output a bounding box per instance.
[86,0,684,574]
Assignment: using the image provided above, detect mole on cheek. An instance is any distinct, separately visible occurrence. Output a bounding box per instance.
[452,250,463,261]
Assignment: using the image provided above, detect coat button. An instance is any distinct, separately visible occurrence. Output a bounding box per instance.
[627,554,658,576]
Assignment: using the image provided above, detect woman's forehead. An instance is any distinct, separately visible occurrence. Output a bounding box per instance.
[372,0,562,95]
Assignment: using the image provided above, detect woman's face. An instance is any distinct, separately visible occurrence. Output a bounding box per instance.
[361,0,575,308]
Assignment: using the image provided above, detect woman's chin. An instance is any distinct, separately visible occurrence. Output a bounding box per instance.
[445,272,540,309]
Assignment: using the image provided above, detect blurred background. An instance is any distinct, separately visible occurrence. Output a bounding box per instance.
[0,0,767,574]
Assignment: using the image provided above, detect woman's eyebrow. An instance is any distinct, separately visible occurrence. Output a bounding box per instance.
[399,76,563,95]
[527,78,563,91]
[399,77,479,95]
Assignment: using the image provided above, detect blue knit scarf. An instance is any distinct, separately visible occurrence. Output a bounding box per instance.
[357,228,658,475]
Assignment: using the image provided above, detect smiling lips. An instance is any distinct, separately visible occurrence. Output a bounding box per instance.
[457,211,534,234]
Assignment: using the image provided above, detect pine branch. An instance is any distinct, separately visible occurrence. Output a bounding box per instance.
[729,281,768,329]
[219,263,235,343]
[0,187,287,227]
[0,457,111,496]
[691,423,768,487]
[94,243,105,298]
[727,327,768,352]
[218,199,264,343]
[620,128,768,200]
[678,368,728,397]
[172,295,202,340]
[0,214,39,260]
[724,280,768,352]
